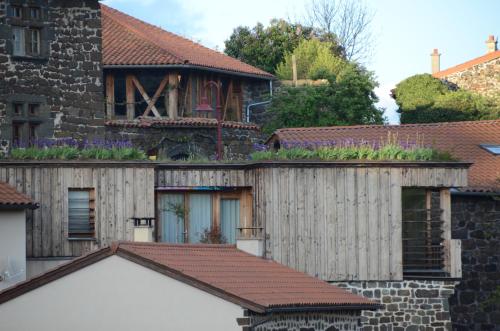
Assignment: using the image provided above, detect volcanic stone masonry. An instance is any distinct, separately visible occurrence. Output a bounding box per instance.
[335,280,457,331]
[450,195,500,331]
[0,0,105,148]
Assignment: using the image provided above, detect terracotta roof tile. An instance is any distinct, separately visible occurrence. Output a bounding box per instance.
[105,118,260,130]
[117,242,378,310]
[433,50,500,78]
[0,242,380,311]
[0,182,37,209]
[101,5,273,79]
[269,120,500,190]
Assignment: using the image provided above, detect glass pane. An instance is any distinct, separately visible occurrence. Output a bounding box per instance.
[68,190,90,234]
[221,199,239,244]
[12,27,25,56]
[188,194,212,243]
[158,194,185,243]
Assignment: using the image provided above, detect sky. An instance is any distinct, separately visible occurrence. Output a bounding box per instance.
[102,0,500,123]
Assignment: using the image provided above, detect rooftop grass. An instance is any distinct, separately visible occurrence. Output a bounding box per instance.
[250,133,456,162]
[6,138,148,161]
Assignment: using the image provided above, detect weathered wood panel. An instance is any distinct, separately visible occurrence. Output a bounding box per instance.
[0,165,155,258]
[156,165,466,281]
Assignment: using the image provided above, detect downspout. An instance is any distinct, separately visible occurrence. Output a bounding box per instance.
[245,80,273,122]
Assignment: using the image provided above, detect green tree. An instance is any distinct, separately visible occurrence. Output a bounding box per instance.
[276,39,345,80]
[264,66,384,133]
[224,19,316,74]
[393,74,500,123]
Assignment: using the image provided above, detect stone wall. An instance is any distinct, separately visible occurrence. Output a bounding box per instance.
[243,78,272,126]
[242,310,362,331]
[0,0,105,145]
[105,124,264,160]
[450,194,500,330]
[441,58,500,102]
[336,281,457,331]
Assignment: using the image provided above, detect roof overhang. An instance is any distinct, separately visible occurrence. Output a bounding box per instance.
[103,64,275,80]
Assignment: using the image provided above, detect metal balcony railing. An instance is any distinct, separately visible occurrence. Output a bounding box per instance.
[402,208,446,278]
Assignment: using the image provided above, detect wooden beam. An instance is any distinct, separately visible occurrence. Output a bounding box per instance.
[105,74,115,120]
[125,75,135,120]
[143,75,169,117]
[168,73,179,119]
[223,80,232,121]
[440,188,452,274]
[132,76,162,118]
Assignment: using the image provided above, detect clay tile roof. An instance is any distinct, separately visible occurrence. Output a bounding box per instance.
[0,242,380,312]
[268,120,500,191]
[104,118,260,131]
[0,182,37,209]
[433,50,500,78]
[101,4,274,79]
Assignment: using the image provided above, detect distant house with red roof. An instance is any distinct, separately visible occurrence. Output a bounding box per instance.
[0,242,379,331]
[430,35,499,102]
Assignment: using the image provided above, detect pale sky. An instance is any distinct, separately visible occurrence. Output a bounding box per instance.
[102,0,500,123]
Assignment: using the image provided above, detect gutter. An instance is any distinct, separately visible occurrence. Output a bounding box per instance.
[246,100,271,122]
[264,304,383,313]
[103,64,275,81]
[450,188,500,197]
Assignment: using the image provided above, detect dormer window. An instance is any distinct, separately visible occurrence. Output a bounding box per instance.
[480,144,500,155]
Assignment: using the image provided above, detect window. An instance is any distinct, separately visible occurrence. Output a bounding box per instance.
[158,189,251,244]
[27,29,41,55]
[11,6,23,18]
[68,189,95,239]
[30,7,41,20]
[402,188,445,278]
[28,103,39,116]
[28,123,38,144]
[13,103,23,116]
[480,144,500,155]
[12,27,25,56]
[12,122,23,144]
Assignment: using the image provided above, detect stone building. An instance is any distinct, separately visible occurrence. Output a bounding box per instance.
[0,0,105,152]
[267,120,500,330]
[0,1,274,159]
[431,35,500,102]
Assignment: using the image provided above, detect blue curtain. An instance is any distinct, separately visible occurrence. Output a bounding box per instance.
[220,199,240,244]
[158,194,185,243]
[188,194,212,243]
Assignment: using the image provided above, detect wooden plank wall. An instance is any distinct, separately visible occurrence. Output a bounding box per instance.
[156,165,467,281]
[0,166,155,258]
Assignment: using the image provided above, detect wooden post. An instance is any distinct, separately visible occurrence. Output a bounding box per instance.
[292,54,298,87]
[440,188,452,273]
[168,73,178,119]
[126,75,135,120]
[105,74,115,120]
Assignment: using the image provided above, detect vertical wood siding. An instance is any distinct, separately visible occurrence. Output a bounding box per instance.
[0,166,155,258]
[1,164,466,280]
[156,166,467,281]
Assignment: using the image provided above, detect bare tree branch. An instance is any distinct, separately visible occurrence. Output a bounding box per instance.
[304,0,374,62]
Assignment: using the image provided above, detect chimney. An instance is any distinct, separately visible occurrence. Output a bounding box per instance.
[236,227,265,257]
[431,48,441,74]
[132,218,154,242]
[485,35,497,53]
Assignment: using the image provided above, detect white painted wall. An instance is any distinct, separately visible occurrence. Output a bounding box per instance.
[0,210,26,290]
[0,255,244,331]
[26,258,74,279]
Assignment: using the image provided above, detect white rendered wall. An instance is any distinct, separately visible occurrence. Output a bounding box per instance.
[0,255,244,331]
[0,210,26,290]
